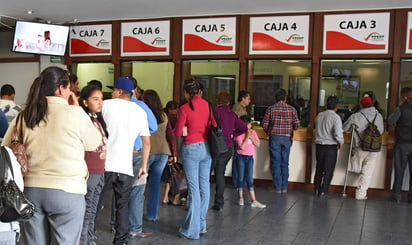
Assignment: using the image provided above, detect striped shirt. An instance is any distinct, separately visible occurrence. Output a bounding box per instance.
[262,101,300,137]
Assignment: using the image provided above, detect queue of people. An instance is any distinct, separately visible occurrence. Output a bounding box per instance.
[1,66,411,244]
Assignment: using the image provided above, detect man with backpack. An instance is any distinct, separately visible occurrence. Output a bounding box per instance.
[343,96,384,200]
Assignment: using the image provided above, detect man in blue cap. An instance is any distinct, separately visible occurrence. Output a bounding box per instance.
[102,77,151,245]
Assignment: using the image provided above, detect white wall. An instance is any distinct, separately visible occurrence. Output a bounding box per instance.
[0,62,39,107]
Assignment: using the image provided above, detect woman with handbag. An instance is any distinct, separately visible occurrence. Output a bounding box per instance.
[211,92,247,211]
[142,89,177,221]
[174,79,214,240]
[1,66,102,245]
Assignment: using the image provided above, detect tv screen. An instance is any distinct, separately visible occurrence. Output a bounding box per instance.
[13,21,69,56]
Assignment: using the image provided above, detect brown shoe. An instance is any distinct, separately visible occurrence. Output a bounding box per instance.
[128,231,153,238]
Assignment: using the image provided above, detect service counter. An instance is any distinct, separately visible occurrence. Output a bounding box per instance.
[224,126,411,192]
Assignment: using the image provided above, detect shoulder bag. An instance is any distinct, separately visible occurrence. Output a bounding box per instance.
[0,146,35,222]
[9,114,29,177]
[208,103,229,157]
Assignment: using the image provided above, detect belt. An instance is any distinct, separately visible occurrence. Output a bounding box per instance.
[133,149,142,153]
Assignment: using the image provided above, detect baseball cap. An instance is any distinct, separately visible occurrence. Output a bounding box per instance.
[360,96,373,107]
[106,77,134,93]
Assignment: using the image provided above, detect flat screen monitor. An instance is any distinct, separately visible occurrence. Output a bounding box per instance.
[12,21,69,56]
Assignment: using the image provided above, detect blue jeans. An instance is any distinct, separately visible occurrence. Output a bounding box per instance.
[129,151,146,234]
[237,154,254,191]
[232,140,240,188]
[269,135,292,191]
[146,154,169,220]
[179,142,211,240]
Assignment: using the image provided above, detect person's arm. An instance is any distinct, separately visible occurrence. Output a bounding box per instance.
[262,107,270,133]
[387,107,400,126]
[292,108,300,130]
[334,116,344,148]
[250,130,260,147]
[233,115,248,137]
[237,133,249,150]
[165,120,177,158]
[138,135,151,178]
[342,114,355,132]
[174,108,187,137]
[0,110,9,137]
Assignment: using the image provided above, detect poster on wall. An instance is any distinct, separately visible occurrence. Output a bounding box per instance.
[121,20,170,56]
[182,17,236,55]
[406,12,412,54]
[70,24,112,56]
[323,12,390,54]
[249,15,310,55]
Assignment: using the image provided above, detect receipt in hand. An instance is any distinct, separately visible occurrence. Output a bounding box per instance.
[133,173,148,186]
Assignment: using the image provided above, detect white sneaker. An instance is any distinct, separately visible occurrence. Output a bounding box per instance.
[355,196,368,200]
[251,200,266,208]
[238,199,244,206]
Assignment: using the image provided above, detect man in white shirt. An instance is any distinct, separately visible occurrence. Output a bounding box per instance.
[102,77,150,245]
[0,84,23,122]
[313,96,343,197]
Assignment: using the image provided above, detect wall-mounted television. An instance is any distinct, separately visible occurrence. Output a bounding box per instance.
[12,21,69,56]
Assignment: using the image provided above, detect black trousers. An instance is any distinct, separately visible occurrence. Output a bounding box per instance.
[211,147,234,208]
[104,172,133,245]
[314,144,338,194]
[392,143,412,201]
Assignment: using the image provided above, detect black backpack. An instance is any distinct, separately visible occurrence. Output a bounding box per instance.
[357,112,382,152]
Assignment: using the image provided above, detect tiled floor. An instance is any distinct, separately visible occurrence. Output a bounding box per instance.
[94,184,412,245]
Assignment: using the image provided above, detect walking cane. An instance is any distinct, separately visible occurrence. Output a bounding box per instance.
[342,125,355,198]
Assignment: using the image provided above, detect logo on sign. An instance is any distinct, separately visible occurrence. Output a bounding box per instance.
[215,35,232,44]
[286,34,304,43]
[96,39,110,47]
[364,32,384,42]
[151,37,166,46]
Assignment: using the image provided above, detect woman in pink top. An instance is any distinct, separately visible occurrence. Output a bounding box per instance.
[235,115,266,208]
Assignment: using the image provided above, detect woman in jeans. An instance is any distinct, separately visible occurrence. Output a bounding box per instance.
[142,89,177,221]
[2,66,102,244]
[174,79,214,240]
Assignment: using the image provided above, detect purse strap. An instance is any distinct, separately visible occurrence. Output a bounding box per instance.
[208,102,222,127]
[12,114,24,143]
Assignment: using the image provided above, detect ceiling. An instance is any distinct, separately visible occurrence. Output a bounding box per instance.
[0,0,411,28]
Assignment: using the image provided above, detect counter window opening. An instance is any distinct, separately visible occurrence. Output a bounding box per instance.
[247,59,312,127]
[319,60,390,122]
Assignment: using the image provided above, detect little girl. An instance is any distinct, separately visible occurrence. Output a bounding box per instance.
[235,115,266,208]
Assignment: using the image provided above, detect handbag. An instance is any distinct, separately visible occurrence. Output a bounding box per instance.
[208,103,229,157]
[170,162,188,195]
[9,114,29,177]
[0,146,35,222]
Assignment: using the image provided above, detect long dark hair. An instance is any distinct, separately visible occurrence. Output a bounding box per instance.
[22,66,70,129]
[80,84,108,137]
[143,89,164,124]
[183,78,202,111]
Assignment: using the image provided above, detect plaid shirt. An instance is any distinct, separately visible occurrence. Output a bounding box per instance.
[262,101,300,137]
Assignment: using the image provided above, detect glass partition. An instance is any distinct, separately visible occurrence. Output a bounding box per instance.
[400,59,412,102]
[72,62,115,99]
[320,60,390,121]
[182,60,240,106]
[121,61,174,104]
[248,59,312,126]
